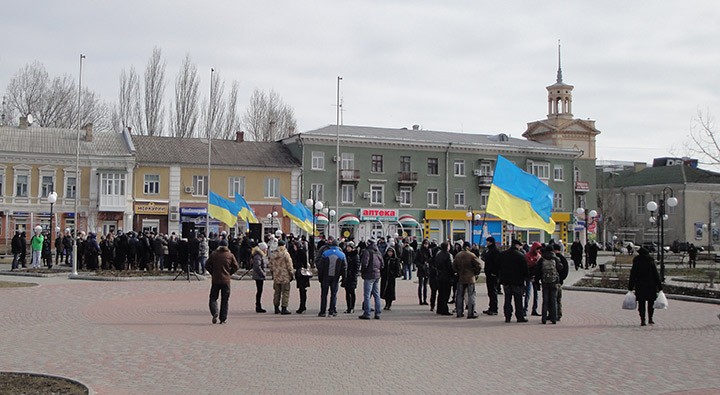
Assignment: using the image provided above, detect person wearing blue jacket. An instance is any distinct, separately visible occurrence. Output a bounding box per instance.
[316,240,346,317]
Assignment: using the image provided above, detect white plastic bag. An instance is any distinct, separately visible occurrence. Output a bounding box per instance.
[653,291,668,309]
[622,291,637,310]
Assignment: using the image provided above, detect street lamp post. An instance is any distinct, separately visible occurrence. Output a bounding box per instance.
[646,187,678,283]
[266,207,278,234]
[305,192,324,264]
[321,201,336,239]
[466,206,482,245]
[48,191,58,268]
[612,235,618,257]
[576,207,597,269]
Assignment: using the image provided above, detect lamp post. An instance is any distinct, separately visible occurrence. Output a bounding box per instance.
[612,235,618,256]
[702,222,716,252]
[646,187,678,283]
[72,53,85,278]
[466,206,482,245]
[576,207,597,269]
[305,192,324,264]
[48,191,58,267]
[266,207,278,234]
[321,201,336,239]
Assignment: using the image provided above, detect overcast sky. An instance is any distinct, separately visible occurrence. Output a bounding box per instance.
[2,1,719,165]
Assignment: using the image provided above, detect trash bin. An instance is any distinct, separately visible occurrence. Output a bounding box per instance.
[599,264,606,272]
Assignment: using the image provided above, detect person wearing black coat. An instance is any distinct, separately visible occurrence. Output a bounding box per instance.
[586,241,599,269]
[19,231,27,268]
[552,244,570,321]
[42,233,53,268]
[433,242,454,316]
[292,240,311,314]
[55,232,64,266]
[499,239,530,323]
[628,247,662,326]
[481,237,501,315]
[414,240,432,307]
[570,240,583,271]
[342,242,360,314]
[535,246,563,324]
[11,231,23,270]
[380,247,402,310]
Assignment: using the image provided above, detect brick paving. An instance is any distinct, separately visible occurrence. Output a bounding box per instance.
[1,257,720,394]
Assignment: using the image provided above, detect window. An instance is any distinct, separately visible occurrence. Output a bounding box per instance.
[400,156,411,172]
[371,154,384,173]
[528,161,550,180]
[15,175,28,197]
[65,176,76,199]
[479,161,494,176]
[265,178,279,198]
[453,189,465,207]
[370,184,384,205]
[310,183,324,202]
[40,175,54,198]
[400,187,412,205]
[636,194,646,215]
[144,174,160,195]
[554,165,564,181]
[427,158,439,175]
[341,153,354,170]
[311,151,325,170]
[574,167,581,182]
[427,188,439,207]
[341,184,354,204]
[229,176,245,197]
[554,192,563,210]
[480,191,489,209]
[192,175,208,196]
[101,173,126,196]
[453,160,465,177]
[0,172,3,196]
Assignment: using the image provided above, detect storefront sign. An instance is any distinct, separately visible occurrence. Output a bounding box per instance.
[135,202,169,215]
[180,207,207,216]
[360,208,398,221]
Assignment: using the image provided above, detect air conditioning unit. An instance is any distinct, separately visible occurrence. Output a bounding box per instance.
[170,205,179,212]
[332,155,338,163]
[169,212,179,221]
[184,186,194,194]
[394,196,402,202]
[362,192,371,199]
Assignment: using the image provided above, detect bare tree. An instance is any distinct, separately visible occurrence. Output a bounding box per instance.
[201,69,225,139]
[218,81,240,140]
[170,54,200,138]
[6,61,47,118]
[684,110,720,166]
[143,47,166,136]
[112,66,140,133]
[241,88,297,142]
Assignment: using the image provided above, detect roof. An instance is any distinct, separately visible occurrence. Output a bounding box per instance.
[293,124,578,155]
[612,165,720,187]
[132,135,300,168]
[0,126,133,157]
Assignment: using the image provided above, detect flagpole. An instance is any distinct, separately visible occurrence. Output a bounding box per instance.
[478,156,501,245]
[335,76,342,239]
[206,68,214,236]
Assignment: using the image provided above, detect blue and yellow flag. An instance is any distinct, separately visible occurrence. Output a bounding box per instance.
[298,199,314,232]
[208,191,240,227]
[486,155,556,233]
[235,193,259,224]
[282,196,312,233]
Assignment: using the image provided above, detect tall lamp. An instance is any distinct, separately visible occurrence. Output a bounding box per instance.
[576,207,597,268]
[48,191,58,267]
[305,193,324,264]
[646,187,678,283]
[466,206,482,245]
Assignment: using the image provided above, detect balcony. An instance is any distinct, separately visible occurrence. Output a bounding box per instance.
[339,169,360,183]
[397,171,418,185]
[475,170,494,188]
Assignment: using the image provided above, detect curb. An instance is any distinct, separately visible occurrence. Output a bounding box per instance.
[563,285,720,305]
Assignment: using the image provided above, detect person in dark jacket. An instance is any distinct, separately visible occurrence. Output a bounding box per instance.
[359,239,383,320]
[342,242,360,314]
[536,245,563,324]
[292,239,311,314]
[42,232,53,268]
[570,240,583,271]
[552,243,570,321]
[481,237,500,315]
[100,234,114,270]
[628,247,662,326]
[433,242,455,316]
[84,233,101,270]
[19,231,28,268]
[54,231,64,266]
[167,234,179,271]
[401,240,414,280]
[11,231,23,270]
[453,242,482,319]
[62,230,74,266]
[251,242,268,313]
[499,239,529,323]
[415,239,432,307]
[381,246,402,311]
[688,243,698,268]
[317,240,347,317]
[586,240,599,269]
[206,240,239,324]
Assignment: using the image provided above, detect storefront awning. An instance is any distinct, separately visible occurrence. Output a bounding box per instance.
[316,213,329,225]
[398,214,420,227]
[338,213,360,226]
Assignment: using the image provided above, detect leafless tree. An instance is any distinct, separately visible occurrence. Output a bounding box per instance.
[218,81,241,140]
[241,88,297,142]
[112,66,140,133]
[143,47,166,136]
[201,69,225,139]
[684,110,720,166]
[170,54,200,138]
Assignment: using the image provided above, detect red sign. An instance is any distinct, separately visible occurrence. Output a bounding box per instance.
[360,208,399,221]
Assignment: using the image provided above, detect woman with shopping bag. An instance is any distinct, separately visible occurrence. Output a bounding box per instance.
[628,247,662,326]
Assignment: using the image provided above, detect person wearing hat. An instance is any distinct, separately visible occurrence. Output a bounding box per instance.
[270,239,294,315]
[30,225,45,269]
[342,241,360,314]
[481,236,500,316]
[206,239,239,324]
[251,242,269,313]
[498,239,529,323]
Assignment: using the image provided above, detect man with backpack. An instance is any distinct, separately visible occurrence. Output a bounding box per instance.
[536,245,563,324]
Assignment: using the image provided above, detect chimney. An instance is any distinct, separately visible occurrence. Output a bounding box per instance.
[412,124,420,130]
[83,123,94,142]
[235,131,244,142]
[19,116,28,129]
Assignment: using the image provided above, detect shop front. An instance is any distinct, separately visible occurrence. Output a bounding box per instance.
[179,206,221,237]
[134,202,169,235]
[337,213,360,240]
[423,209,503,247]
[357,208,399,241]
[97,211,125,236]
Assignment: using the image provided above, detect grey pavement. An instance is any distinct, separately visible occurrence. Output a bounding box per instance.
[1,255,719,395]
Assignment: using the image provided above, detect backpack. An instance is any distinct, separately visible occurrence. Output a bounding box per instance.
[541,258,559,285]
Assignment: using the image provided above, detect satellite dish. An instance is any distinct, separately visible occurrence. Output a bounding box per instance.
[26,113,34,125]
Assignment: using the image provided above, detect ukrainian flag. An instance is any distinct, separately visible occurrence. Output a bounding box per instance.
[208,191,240,227]
[486,155,556,233]
[235,193,259,224]
[282,196,312,233]
[297,199,314,232]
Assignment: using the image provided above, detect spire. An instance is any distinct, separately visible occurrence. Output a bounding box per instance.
[556,39,563,83]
